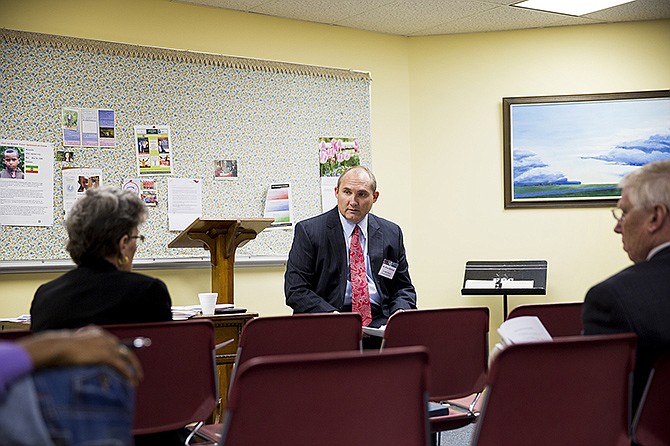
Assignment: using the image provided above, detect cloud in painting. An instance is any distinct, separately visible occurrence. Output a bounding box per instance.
[584,132,670,166]
[513,149,571,186]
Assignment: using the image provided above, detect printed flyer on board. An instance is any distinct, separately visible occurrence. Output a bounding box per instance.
[62,107,116,148]
[135,125,172,175]
[0,139,54,227]
[62,167,103,214]
[319,137,360,211]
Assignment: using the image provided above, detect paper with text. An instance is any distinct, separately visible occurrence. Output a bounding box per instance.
[465,279,535,289]
[0,140,54,227]
[497,316,552,346]
[167,178,202,231]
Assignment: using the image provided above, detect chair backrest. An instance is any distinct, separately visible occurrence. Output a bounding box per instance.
[472,333,636,446]
[632,353,670,446]
[0,329,32,341]
[102,320,217,435]
[235,312,363,367]
[381,307,489,401]
[506,302,583,337]
[221,346,430,446]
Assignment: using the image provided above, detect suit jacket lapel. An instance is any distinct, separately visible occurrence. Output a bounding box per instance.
[368,214,383,276]
[326,207,347,271]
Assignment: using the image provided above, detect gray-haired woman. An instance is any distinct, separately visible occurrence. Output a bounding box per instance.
[31,186,172,331]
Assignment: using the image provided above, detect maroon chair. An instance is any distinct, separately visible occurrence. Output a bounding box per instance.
[381,307,490,439]
[1,322,217,441]
[230,312,362,390]
[632,353,670,446]
[506,302,583,337]
[473,333,636,446]
[221,346,431,446]
[235,312,362,363]
[102,320,217,437]
[193,312,363,444]
[0,329,32,341]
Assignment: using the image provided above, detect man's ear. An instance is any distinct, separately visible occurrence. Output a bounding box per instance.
[648,204,669,233]
[372,191,379,203]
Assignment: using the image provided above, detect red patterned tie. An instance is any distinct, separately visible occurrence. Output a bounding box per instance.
[350,225,372,326]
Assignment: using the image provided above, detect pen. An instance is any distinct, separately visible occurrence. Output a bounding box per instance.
[121,337,152,349]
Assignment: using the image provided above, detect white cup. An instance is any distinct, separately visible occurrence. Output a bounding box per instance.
[198,292,218,315]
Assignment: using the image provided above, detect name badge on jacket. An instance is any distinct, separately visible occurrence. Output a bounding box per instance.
[379,259,398,279]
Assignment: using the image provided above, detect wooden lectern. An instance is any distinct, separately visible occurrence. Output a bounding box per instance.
[168,218,274,304]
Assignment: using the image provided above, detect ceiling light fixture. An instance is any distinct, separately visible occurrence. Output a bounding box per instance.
[512,0,636,16]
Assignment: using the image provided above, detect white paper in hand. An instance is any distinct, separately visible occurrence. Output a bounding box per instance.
[497,316,552,346]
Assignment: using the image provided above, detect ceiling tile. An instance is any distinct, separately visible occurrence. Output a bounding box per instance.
[584,0,670,21]
[174,0,670,36]
[337,0,501,36]
[419,4,583,35]
[176,0,268,11]
[250,0,396,24]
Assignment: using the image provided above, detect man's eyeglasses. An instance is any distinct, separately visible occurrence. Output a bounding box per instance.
[130,234,146,243]
[611,208,626,223]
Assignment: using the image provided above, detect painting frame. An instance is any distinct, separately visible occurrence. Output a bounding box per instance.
[503,90,670,209]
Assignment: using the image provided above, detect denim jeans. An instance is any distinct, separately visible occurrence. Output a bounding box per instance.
[0,375,54,446]
[34,365,135,446]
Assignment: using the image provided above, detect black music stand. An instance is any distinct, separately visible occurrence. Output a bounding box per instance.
[461,260,547,319]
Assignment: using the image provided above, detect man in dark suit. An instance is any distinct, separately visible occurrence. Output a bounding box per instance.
[285,166,416,333]
[583,159,670,412]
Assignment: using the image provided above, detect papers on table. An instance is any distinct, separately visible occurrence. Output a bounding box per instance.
[171,304,233,320]
[1,306,239,325]
[0,314,31,323]
[362,324,386,337]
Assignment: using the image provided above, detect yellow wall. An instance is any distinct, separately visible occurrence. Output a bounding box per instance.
[1,0,669,332]
[407,21,670,327]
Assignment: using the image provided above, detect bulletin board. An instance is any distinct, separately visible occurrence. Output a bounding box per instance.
[0,28,371,268]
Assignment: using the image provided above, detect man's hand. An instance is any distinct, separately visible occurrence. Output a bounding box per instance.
[17,327,143,385]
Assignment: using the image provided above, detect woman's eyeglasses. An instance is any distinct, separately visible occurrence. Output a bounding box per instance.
[129,234,146,243]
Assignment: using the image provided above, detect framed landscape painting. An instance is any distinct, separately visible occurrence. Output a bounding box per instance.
[503,90,670,209]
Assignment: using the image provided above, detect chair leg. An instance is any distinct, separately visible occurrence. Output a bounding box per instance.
[185,421,203,445]
[431,431,441,446]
